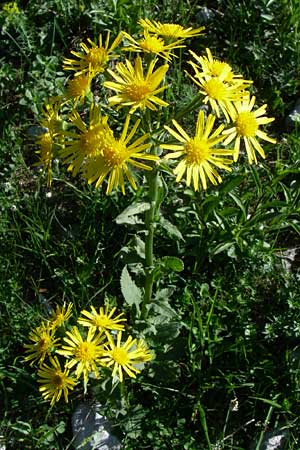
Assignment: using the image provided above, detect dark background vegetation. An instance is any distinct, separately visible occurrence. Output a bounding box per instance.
[0,0,299,448]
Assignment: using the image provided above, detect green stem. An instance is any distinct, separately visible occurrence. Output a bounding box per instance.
[141,166,159,319]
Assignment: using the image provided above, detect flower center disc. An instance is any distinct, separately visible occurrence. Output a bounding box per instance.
[185,138,210,164]
[126,82,151,101]
[112,348,129,365]
[94,315,111,328]
[140,36,165,53]
[81,126,103,156]
[86,48,108,68]
[68,75,90,96]
[102,142,127,167]
[204,78,227,100]
[38,337,51,352]
[159,23,183,38]
[52,373,64,388]
[236,111,258,136]
[210,61,232,81]
[76,342,96,361]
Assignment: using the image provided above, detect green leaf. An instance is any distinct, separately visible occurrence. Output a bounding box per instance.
[161,256,184,272]
[116,202,150,225]
[120,266,142,312]
[159,217,184,241]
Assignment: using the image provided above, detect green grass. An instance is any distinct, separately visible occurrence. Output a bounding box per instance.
[1,0,300,449]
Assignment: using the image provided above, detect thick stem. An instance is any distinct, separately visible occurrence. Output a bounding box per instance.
[141,167,159,319]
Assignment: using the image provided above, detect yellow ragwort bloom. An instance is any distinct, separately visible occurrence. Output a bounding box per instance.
[122,30,185,61]
[2,2,20,14]
[38,356,77,405]
[63,31,122,76]
[24,321,59,366]
[134,339,153,363]
[49,302,73,329]
[189,67,248,121]
[104,56,169,113]
[189,49,252,88]
[162,110,234,191]
[57,326,105,383]
[60,104,158,194]
[78,305,126,334]
[60,103,108,176]
[100,331,147,382]
[64,71,93,104]
[222,95,276,164]
[35,132,55,186]
[138,18,205,40]
[83,114,158,194]
[35,100,62,186]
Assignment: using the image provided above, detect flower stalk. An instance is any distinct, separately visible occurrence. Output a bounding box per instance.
[142,160,160,319]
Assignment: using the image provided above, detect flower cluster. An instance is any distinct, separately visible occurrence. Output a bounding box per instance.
[24,302,152,405]
[34,19,275,193]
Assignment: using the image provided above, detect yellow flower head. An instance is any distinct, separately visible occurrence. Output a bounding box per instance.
[189,49,252,88]
[38,356,77,405]
[61,104,158,194]
[100,331,147,382]
[78,305,126,334]
[138,18,205,40]
[189,66,248,121]
[2,2,20,14]
[222,95,276,164]
[24,321,59,366]
[63,32,122,76]
[35,100,62,186]
[83,114,158,194]
[39,101,62,136]
[50,302,73,329]
[135,339,153,363]
[162,110,234,191]
[64,72,93,104]
[104,56,169,113]
[60,103,110,176]
[35,131,54,187]
[122,30,185,61]
[57,326,105,383]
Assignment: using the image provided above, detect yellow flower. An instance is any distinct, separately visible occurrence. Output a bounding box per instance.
[60,103,109,176]
[2,2,20,14]
[222,95,276,164]
[64,71,93,104]
[63,32,122,76]
[138,18,205,40]
[57,326,105,383]
[100,331,146,382]
[24,322,59,366]
[35,132,55,187]
[50,302,73,329]
[83,114,158,194]
[61,104,158,194]
[39,101,62,135]
[122,30,184,61]
[189,49,252,87]
[134,339,153,363]
[189,67,248,121]
[104,56,169,113]
[78,305,126,334]
[35,101,62,186]
[37,356,77,405]
[162,110,234,191]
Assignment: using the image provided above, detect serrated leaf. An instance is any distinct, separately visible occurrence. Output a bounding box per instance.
[159,217,184,240]
[116,202,150,225]
[161,256,184,272]
[120,266,142,312]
